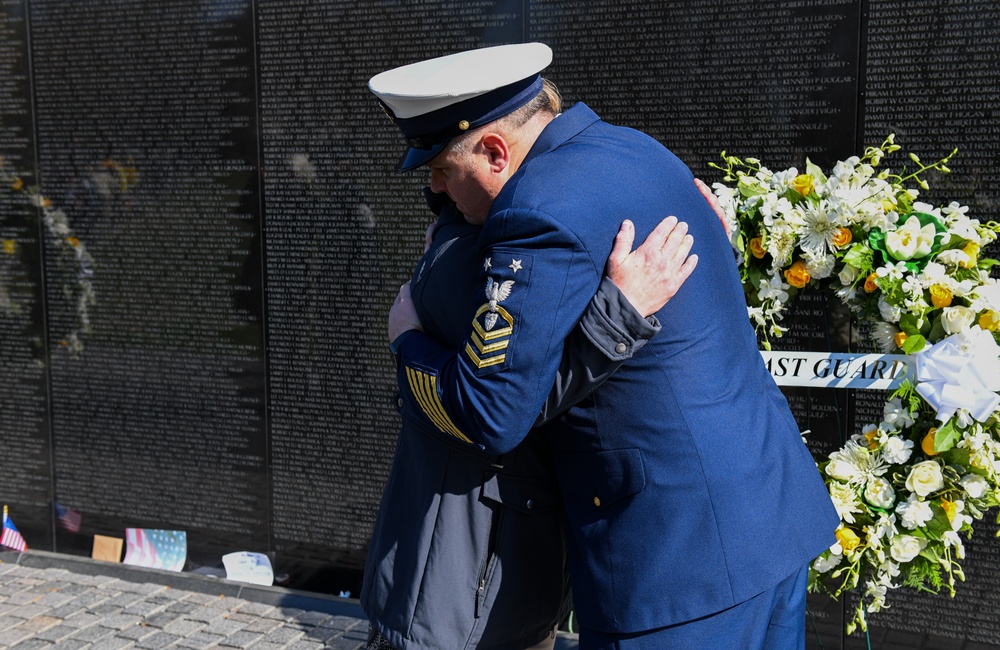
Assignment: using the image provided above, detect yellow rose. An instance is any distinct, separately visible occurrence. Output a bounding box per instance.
[979,310,1000,331]
[831,228,853,248]
[1,239,15,255]
[749,237,767,259]
[791,174,815,197]
[864,273,879,293]
[65,237,79,248]
[921,428,938,456]
[835,526,861,552]
[11,178,23,191]
[894,331,909,350]
[784,260,810,289]
[960,241,980,269]
[929,284,953,308]
[864,428,879,450]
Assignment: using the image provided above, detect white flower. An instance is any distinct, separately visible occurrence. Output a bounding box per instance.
[870,513,898,545]
[758,273,789,304]
[882,397,914,431]
[941,306,976,335]
[881,436,914,464]
[941,201,969,222]
[959,473,988,499]
[747,306,766,327]
[936,249,972,267]
[802,251,836,279]
[890,534,928,563]
[878,559,901,583]
[864,477,896,509]
[912,201,942,219]
[896,495,934,530]
[798,201,839,257]
[826,440,887,485]
[829,482,862,524]
[872,321,900,353]
[945,499,971,532]
[813,552,843,574]
[970,278,1000,312]
[878,296,901,323]
[766,232,796,269]
[865,582,888,612]
[876,261,909,282]
[942,531,966,559]
[905,460,945,497]
[918,261,948,289]
[886,215,936,260]
[838,264,860,286]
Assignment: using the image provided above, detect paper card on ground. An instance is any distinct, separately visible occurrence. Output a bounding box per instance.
[222,551,274,586]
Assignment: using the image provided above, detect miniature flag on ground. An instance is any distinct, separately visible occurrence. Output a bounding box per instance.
[2,506,28,552]
[123,528,186,572]
[54,503,82,533]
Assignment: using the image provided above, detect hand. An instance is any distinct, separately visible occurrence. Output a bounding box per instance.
[607,217,697,318]
[388,282,423,342]
[694,177,731,238]
[424,221,435,253]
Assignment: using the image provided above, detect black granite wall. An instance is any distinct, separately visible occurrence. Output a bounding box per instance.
[1,2,997,647]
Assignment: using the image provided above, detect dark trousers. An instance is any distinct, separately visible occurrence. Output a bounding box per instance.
[580,563,809,650]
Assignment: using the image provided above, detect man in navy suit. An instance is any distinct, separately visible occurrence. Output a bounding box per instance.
[372,43,839,648]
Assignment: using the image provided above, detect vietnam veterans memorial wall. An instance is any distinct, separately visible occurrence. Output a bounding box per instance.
[1,1,998,647]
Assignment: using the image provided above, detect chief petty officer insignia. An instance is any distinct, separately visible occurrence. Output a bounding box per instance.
[465,251,531,371]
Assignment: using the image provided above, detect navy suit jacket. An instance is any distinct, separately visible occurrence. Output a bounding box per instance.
[394,104,839,633]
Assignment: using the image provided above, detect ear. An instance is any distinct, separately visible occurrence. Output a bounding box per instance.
[479,133,511,173]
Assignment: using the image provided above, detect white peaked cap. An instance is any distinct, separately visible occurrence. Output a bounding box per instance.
[370,42,553,119]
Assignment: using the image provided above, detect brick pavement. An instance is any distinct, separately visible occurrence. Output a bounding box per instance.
[0,554,371,649]
[0,551,581,649]
[2,551,984,650]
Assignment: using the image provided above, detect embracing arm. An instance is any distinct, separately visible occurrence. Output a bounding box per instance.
[536,216,695,424]
[389,211,696,452]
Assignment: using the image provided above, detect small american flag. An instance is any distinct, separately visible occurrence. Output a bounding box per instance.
[54,503,82,533]
[123,528,186,572]
[2,506,28,552]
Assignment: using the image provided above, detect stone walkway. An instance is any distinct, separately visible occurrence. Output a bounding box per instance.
[2,550,985,649]
[0,550,581,649]
[0,554,371,649]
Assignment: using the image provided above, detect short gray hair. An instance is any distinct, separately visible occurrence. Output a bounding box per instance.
[447,78,561,155]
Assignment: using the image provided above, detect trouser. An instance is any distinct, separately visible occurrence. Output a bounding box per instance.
[579,563,809,650]
[366,625,558,650]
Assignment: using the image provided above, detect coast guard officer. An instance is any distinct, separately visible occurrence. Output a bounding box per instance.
[371,43,839,648]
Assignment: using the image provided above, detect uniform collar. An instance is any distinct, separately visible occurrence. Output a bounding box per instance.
[520,103,601,169]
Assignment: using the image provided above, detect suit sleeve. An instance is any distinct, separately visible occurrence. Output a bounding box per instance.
[394,207,604,454]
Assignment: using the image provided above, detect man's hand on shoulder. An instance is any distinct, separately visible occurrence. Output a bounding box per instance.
[607,217,697,318]
[388,282,423,343]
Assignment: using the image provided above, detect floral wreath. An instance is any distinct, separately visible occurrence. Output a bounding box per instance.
[1,157,95,356]
[711,135,1000,634]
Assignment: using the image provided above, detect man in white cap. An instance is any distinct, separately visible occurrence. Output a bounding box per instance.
[372,43,838,649]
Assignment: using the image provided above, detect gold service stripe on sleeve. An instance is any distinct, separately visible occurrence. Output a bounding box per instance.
[465,343,507,369]
[469,331,510,355]
[405,367,473,444]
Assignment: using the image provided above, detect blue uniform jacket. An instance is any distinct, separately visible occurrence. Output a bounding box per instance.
[362,199,659,649]
[393,104,840,633]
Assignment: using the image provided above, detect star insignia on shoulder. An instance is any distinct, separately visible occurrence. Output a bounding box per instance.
[509,259,522,273]
[483,257,492,272]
